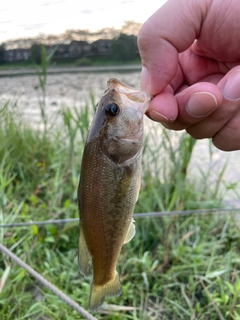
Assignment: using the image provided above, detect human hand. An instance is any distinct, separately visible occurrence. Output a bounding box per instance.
[138,0,240,151]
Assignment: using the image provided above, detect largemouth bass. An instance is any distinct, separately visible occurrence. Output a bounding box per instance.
[78,78,151,312]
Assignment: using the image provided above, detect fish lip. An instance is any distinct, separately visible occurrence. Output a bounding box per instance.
[107,78,152,114]
[118,138,140,144]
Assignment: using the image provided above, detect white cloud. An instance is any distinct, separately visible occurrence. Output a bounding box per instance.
[0,0,167,42]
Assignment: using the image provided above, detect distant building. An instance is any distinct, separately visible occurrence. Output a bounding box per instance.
[45,45,57,56]
[68,40,91,57]
[91,39,111,55]
[4,48,31,62]
[53,44,69,58]
[2,39,112,62]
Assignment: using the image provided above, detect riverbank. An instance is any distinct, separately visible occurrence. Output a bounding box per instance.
[1,68,240,201]
[1,99,240,319]
[0,64,142,78]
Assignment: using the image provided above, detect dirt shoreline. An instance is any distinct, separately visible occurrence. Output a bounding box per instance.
[0,64,142,78]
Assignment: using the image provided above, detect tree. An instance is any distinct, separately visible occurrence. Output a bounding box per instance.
[120,21,142,36]
[0,43,6,64]
[30,43,42,64]
[111,33,139,62]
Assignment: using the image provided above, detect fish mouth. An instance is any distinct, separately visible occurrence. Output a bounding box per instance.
[107,78,152,114]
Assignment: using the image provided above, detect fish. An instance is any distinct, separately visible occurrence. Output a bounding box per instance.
[78,78,151,312]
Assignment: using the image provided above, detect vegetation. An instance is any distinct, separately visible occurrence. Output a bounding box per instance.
[0,43,5,65]
[111,33,138,62]
[1,32,140,68]
[30,43,43,65]
[75,58,92,67]
[0,61,240,320]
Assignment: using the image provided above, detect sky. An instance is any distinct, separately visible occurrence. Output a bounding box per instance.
[0,0,167,43]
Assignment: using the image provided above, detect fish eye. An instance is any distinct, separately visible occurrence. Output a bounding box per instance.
[104,103,120,117]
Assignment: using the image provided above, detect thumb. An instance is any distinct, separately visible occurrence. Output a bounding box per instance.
[138,0,205,95]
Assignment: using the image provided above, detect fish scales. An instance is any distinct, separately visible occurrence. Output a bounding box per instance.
[81,144,140,282]
[78,78,151,312]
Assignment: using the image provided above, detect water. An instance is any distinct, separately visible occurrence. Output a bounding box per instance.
[0,68,141,125]
[0,68,239,202]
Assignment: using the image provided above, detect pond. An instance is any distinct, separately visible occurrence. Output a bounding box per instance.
[0,66,239,203]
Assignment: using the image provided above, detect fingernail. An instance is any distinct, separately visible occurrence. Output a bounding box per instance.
[148,110,169,122]
[223,70,240,100]
[140,66,150,93]
[186,92,218,117]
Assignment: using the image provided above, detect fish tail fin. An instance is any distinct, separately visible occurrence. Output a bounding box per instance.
[78,224,91,276]
[89,271,122,312]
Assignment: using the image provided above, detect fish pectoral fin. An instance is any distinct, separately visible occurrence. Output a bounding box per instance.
[89,271,122,312]
[123,219,136,244]
[136,173,141,203]
[78,224,92,277]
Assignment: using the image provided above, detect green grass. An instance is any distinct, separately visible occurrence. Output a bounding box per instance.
[0,70,240,319]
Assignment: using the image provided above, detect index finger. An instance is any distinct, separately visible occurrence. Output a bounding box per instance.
[138,0,206,95]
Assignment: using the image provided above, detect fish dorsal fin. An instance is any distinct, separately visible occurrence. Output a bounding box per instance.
[123,219,136,244]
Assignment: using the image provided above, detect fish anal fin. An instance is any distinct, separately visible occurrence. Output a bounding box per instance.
[89,271,122,312]
[78,224,91,277]
[123,219,135,244]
